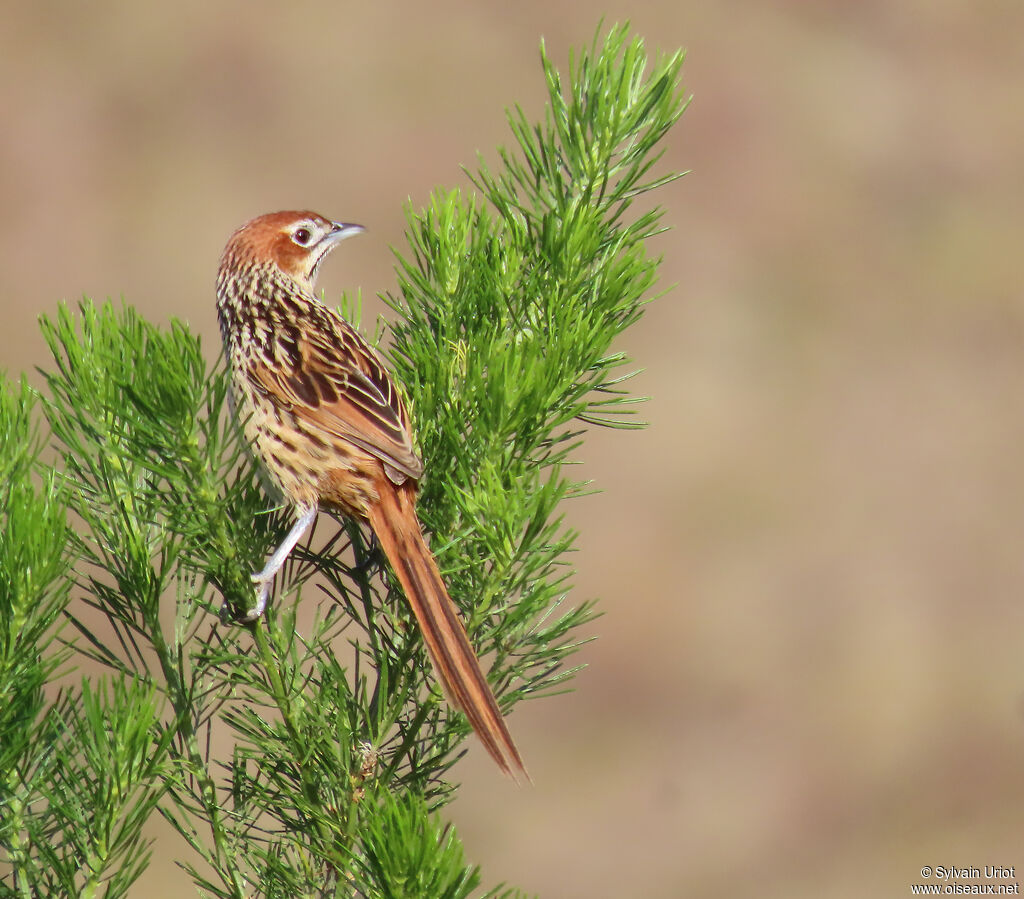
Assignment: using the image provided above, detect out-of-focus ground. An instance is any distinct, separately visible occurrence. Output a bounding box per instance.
[4,2,1024,896]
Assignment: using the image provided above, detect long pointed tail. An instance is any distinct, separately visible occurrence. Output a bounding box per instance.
[366,480,527,780]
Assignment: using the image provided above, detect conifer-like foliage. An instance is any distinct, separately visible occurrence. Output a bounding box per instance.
[0,25,686,898]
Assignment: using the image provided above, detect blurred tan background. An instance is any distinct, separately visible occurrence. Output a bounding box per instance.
[4,1,1024,896]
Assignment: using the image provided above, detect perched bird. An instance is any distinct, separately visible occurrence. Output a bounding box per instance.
[216,210,526,779]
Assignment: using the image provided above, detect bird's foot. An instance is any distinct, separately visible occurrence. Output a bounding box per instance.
[219,575,272,624]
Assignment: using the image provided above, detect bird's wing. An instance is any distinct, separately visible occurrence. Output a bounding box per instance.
[250,308,424,482]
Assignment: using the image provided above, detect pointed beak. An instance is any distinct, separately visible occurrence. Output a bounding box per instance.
[326,221,366,245]
[306,221,365,285]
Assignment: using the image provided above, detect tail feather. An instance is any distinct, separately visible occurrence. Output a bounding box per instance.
[367,481,527,780]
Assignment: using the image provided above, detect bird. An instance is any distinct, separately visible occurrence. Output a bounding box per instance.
[215,210,526,779]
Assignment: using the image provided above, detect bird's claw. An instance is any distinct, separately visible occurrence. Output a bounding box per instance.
[219,575,271,624]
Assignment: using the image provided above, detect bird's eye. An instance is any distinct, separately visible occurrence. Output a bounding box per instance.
[292,227,313,246]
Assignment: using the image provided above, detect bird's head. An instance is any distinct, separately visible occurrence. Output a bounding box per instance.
[220,210,365,290]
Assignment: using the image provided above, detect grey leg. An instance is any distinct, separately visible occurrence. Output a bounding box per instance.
[243,506,318,621]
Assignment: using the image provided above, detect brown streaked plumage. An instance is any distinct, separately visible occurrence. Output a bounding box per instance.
[216,210,526,779]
